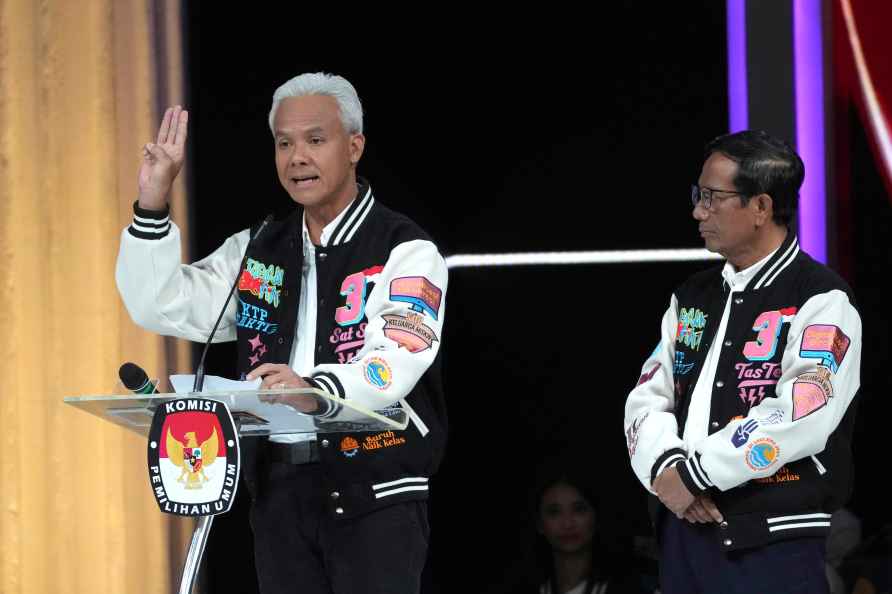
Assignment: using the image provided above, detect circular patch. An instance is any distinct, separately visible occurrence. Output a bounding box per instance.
[746,438,780,471]
[364,357,393,390]
[341,436,360,457]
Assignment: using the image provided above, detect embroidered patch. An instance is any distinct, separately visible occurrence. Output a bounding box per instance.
[247,333,268,367]
[674,351,695,375]
[745,438,780,471]
[390,277,443,320]
[734,361,783,407]
[742,308,797,362]
[792,368,832,420]
[238,258,284,308]
[364,357,393,390]
[636,363,661,387]
[756,408,785,425]
[340,436,360,458]
[800,325,851,373]
[676,308,707,351]
[383,312,439,353]
[731,419,759,448]
[625,412,649,457]
[755,465,800,484]
[335,266,383,327]
[329,323,367,364]
[237,299,279,335]
[361,430,406,452]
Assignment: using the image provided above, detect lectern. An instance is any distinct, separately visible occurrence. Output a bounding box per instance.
[66,386,408,593]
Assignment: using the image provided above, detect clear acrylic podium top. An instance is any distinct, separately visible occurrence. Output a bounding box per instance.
[64,387,408,437]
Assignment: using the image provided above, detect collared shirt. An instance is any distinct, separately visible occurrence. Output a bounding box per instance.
[682,245,781,447]
[269,199,355,444]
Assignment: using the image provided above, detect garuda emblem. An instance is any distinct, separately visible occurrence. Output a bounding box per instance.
[166,428,219,489]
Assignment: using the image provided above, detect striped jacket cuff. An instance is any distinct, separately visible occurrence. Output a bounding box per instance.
[651,448,687,485]
[128,201,171,239]
[305,372,345,419]
[372,477,429,500]
[675,452,713,496]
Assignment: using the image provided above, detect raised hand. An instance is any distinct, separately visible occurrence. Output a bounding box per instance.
[137,106,189,210]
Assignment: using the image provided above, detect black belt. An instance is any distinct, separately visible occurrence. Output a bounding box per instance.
[267,439,320,465]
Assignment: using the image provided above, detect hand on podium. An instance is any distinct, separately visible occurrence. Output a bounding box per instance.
[248,363,320,414]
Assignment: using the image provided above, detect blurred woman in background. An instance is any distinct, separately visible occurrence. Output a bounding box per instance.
[535,473,647,594]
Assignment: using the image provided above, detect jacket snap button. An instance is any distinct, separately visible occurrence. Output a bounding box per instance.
[724,340,732,347]
[277,337,284,344]
[331,491,340,499]
[716,381,724,388]
[711,421,719,428]
[335,507,344,515]
[321,439,330,448]
[720,521,728,529]
[734,298,743,304]
[723,539,733,546]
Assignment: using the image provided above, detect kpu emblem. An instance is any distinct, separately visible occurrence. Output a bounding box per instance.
[147,398,240,516]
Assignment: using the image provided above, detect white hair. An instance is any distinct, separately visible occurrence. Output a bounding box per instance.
[268,72,363,135]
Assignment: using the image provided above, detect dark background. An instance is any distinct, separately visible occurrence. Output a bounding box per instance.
[181,6,891,593]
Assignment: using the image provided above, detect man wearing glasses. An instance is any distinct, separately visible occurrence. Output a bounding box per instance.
[623,130,861,593]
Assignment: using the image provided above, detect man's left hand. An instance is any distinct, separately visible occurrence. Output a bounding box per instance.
[247,364,318,413]
[683,495,724,524]
[247,363,311,390]
[653,465,696,518]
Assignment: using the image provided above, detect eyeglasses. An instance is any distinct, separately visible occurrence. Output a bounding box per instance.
[691,184,745,209]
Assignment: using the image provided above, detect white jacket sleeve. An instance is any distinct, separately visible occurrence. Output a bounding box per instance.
[624,294,688,494]
[688,289,861,492]
[307,239,447,413]
[115,222,250,343]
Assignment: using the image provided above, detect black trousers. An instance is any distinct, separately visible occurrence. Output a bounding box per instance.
[248,460,429,594]
[659,513,829,594]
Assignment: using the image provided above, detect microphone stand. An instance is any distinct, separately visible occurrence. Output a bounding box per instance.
[180,214,272,594]
[192,214,273,393]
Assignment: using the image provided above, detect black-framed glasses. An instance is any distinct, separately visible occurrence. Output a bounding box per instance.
[690,184,745,209]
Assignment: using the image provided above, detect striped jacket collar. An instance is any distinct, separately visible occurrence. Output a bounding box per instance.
[733,232,800,292]
[327,180,375,247]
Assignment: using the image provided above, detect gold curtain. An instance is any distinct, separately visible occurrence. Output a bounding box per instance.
[0,1,194,592]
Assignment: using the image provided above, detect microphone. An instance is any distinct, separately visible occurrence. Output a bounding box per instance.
[119,362,158,394]
[192,214,274,392]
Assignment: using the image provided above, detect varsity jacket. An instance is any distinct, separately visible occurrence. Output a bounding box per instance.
[116,182,448,519]
[624,232,861,552]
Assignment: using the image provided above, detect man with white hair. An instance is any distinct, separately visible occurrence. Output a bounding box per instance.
[116,73,448,593]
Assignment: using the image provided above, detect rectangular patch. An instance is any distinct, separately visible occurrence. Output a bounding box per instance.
[390,277,442,320]
[800,325,851,373]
